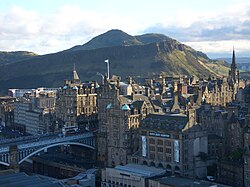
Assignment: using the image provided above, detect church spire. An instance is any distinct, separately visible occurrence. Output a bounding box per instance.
[228,48,239,102]
[231,47,236,71]
[229,47,237,83]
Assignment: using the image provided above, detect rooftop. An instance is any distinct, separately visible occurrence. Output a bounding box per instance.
[153,175,232,187]
[115,164,166,177]
[0,172,62,187]
[142,113,188,131]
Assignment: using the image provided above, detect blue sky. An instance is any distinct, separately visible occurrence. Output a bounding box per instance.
[0,0,249,58]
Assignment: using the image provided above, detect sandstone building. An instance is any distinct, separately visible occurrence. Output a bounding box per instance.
[56,67,98,133]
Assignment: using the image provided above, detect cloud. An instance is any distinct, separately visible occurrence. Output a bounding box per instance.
[144,2,250,56]
[0,2,250,57]
[0,5,143,54]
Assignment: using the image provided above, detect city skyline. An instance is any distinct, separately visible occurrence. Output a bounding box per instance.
[0,0,250,58]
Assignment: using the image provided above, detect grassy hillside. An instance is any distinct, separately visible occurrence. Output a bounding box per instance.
[0,51,38,65]
[0,30,233,94]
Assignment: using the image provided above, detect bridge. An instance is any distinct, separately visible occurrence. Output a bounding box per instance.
[0,132,95,168]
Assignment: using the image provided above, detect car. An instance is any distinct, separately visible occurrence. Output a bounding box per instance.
[207,176,215,181]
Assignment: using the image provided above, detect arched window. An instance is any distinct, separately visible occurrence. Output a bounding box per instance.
[158,163,163,168]
[174,166,181,175]
[166,164,172,171]
[150,161,156,167]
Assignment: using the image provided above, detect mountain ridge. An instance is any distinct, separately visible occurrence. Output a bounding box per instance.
[0,51,38,65]
[0,29,236,94]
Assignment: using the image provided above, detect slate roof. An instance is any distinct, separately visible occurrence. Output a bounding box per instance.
[142,113,188,132]
[131,100,145,110]
[115,164,165,177]
[0,172,62,187]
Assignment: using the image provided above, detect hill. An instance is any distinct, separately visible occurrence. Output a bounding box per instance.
[0,29,231,94]
[217,57,250,64]
[68,29,175,51]
[0,51,38,65]
[69,29,143,51]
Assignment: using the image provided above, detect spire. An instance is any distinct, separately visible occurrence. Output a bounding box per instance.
[73,64,80,80]
[231,47,236,70]
[229,47,237,83]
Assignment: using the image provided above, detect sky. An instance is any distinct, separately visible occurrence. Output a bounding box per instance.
[0,0,250,58]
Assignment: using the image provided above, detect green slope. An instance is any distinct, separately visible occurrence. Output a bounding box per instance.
[0,30,234,94]
[0,51,38,65]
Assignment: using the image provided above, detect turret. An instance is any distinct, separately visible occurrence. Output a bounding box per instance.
[72,64,81,85]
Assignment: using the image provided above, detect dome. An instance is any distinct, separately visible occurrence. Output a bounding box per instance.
[121,104,130,111]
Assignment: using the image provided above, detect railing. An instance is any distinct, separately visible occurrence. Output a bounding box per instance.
[0,147,9,153]
[0,132,94,153]
[0,132,56,145]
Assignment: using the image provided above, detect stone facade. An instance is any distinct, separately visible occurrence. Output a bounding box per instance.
[56,68,98,132]
[97,76,153,167]
[0,97,14,127]
[203,49,240,106]
[218,160,243,187]
[135,111,207,178]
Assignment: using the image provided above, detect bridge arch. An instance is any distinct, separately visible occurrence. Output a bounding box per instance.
[18,141,95,164]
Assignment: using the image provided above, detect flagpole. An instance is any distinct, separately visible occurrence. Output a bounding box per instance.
[105,59,109,79]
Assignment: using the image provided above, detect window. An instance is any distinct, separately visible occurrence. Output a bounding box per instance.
[173,134,179,139]
[157,139,163,145]
[165,140,171,146]
[149,146,155,151]
[166,148,172,154]
[157,147,163,152]
[166,156,171,162]
[149,138,155,144]
[150,153,155,159]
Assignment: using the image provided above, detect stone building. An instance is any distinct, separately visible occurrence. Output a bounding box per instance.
[244,151,250,187]
[12,87,58,135]
[203,49,240,107]
[134,109,208,178]
[196,104,227,137]
[33,90,56,110]
[217,160,244,187]
[0,96,14,127]
[101,164,165,187]
[203,78,234,107]
[243,84,250,187]
[14,96,56,135]
[97,76,154,167]
[56,67,98,133]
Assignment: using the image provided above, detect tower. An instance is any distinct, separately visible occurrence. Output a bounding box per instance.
[72,64,81,85]
[229,48,238,83]
[228,48,239,101]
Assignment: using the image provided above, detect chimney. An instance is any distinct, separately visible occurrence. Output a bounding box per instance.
[145,87,150,97]
[127,76,133,85]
